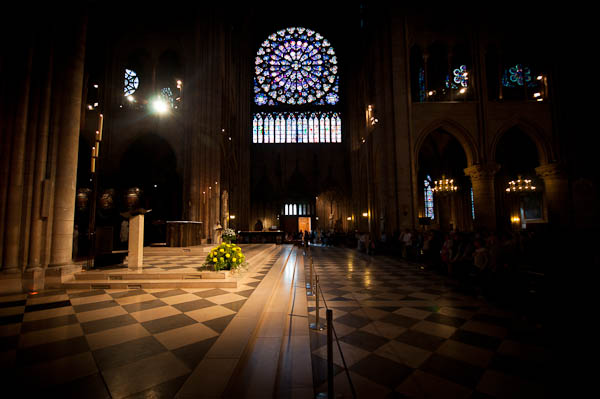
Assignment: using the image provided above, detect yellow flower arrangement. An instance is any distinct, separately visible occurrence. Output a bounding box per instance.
[205,242,247,271]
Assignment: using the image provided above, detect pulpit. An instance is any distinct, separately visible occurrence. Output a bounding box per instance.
[121,208,151,269]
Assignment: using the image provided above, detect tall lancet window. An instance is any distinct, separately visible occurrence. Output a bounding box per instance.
[252,27,342,144]
[424,176,434,219]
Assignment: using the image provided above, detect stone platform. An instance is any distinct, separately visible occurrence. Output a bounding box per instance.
[59,244,276,290]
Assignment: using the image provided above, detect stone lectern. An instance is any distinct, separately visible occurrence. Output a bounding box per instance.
[121,209,151,270]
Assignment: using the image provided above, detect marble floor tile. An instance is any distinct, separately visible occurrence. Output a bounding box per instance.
[18,323,83,348]
[374,339,431,368]
[185,304,236,323]
[436,339,494,368]
[412,320,457,339]
[359,320,407,340]
[394,306,432,320]
[75,305,128,323]
[91,335,167,371]
[85,322,150,350]
[396,369,471,399]
[141,313,196,334]
[313,340,371,368]
[154,322,219,350]
[101,351,189,398]
[206,293,248,305]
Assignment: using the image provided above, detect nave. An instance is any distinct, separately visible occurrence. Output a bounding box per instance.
[0,244,548,398]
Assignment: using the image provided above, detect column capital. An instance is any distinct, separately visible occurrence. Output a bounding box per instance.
[535,162,567,179]
[464,163,500,180]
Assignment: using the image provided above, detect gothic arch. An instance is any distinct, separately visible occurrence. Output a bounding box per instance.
[490,118,551,165]
[414,119,478,166]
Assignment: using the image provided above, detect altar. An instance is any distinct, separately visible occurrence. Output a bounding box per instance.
[237,230,284,244]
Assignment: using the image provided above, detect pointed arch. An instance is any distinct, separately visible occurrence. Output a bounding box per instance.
[414,119,478,166]
[491,117,551,165]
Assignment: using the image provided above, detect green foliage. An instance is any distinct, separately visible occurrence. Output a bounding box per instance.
[204,243,245,271]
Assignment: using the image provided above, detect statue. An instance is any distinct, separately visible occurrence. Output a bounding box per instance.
[221,190,229,229]
[213,221,223,244]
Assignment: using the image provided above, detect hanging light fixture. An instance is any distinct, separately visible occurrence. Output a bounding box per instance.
[505,175,536,193]
[432,174,458,194]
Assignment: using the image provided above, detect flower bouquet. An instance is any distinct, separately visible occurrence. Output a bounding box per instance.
[222,227,237,243]
[205,243,246,272]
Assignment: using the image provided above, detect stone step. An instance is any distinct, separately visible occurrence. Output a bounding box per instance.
[142,243,262,257]
[73,271,228,281]
[61,278,238,289]
[60,244,280,290]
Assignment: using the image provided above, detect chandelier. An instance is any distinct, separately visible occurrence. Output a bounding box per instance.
[505,175,536,193]
[432,175,458,194]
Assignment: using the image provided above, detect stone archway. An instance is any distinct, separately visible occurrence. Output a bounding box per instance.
[494,125,545,231]
[414,119,479,167]
[417,128,472,232]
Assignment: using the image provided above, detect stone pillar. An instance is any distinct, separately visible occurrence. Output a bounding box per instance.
[464,163,500,231]
[2,45,33,273]
[535,163,569,227]
[49,16,86,266]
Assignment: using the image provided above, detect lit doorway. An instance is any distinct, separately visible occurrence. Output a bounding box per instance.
[298,217,311,233]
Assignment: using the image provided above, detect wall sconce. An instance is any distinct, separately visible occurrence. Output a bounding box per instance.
[347,216,352,221]
[230,215,236,219]
[362,212,368,217]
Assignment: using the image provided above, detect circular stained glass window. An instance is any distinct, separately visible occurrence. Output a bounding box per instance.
[254,27,339,106]
[124,69,139,96]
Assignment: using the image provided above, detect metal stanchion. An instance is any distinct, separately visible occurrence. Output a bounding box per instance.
[309,276,324,330]
[307,257,315,296]
[306,256,313,290]
[327,309,334,398]
[317,309,334,399]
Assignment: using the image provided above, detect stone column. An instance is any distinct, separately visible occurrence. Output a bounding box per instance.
[49,16,87,266]
[464,163,500,231]
[2,45,33,273]
[535,163,569,227]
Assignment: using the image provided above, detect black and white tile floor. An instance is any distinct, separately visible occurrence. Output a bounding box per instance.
[0,251,281,398]
[306,246,549,399]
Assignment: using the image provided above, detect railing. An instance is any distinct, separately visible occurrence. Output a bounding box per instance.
[305,243,357,399]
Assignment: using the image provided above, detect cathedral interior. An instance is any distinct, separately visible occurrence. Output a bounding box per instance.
[0,2,589,398]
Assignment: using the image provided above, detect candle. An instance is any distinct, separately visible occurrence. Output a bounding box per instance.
[97,114,104,141]
[95,142,100,158]
[91,157,96,173]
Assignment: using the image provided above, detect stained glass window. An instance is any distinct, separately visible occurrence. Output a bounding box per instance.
[502,64,536,88]
[284,203,311,216]
[161,87,174,108]
[124,69,139,96]
[254,27,339,106]
[252,112,342,144]
[470,187,475,220]
[445,65,468,89]
[418,67,426,102]
[424,176,434,219]
[253,27,341,144]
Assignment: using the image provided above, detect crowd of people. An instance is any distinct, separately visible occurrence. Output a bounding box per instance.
[367,227,548,311]
[289,226,548,313]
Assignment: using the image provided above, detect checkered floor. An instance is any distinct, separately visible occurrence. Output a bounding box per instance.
[306,246,549,398]
[0,249,282,398]
[132,255,212,272]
